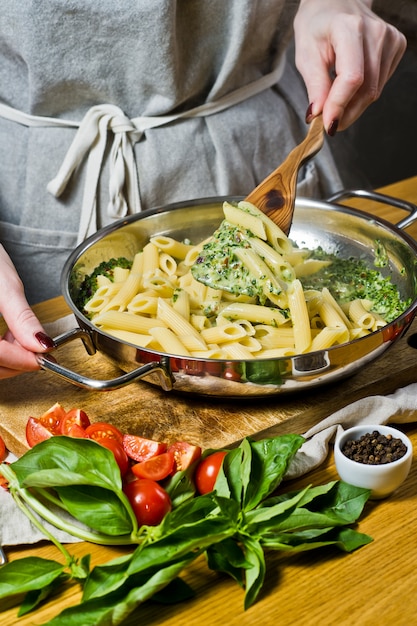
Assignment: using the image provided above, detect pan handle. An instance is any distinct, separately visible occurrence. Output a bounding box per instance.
[327,189,417,230]
[36,327,174,392]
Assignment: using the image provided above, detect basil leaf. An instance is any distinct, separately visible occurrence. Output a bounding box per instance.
[18,572,69,616]
[244,485,311,533]
[206,538,249,586]
[241,536,266,610]
[331,527,374,552]
[214,445,245,502]
[11,437,123,492]
[263,482,371,531]
[242,435,305,510]
[56,485,133,536]
[0,557,66,599]
[261,526,373,552]
[158,492,239,536]
[163,465,196,508]
[82,553,133,601]
[46,557,196,626]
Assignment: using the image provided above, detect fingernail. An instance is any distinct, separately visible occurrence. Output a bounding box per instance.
[35,332,55,349]
[305,103,314,124]
[327,119,339,137]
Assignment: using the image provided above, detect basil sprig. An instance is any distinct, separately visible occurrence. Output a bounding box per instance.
[0,433,372,624]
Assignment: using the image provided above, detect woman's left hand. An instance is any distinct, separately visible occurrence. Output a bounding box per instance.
[294,0,407,134]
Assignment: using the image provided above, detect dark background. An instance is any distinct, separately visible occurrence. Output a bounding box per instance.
[329,1,417,190]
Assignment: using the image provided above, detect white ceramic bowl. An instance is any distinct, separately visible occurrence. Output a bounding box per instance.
[334,424,413,499]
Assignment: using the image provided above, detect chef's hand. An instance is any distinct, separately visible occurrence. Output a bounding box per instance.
[294,0,407,134]
[0,245,54,379]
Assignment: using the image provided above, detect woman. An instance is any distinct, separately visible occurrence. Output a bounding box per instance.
[0,0,406,379]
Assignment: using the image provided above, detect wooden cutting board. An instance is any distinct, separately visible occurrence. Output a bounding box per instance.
[1,314,417,458]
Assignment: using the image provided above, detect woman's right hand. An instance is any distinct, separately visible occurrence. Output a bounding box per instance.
[294,0,407,133]
[0,245,54,379]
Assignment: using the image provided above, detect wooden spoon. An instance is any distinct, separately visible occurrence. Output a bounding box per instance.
[245,114,324,234]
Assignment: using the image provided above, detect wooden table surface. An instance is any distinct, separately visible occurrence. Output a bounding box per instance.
[2,176,417,626]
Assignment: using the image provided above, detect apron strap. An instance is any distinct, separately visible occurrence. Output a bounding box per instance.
[0,58,285,242]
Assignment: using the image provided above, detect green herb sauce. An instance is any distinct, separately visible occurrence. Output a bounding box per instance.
[191,220,268,301]
[301,248,411,322]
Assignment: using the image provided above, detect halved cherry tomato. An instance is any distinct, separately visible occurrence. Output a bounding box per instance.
[38,402,66,435]
[168,441,202,473]
[85,421,123,444]
[131,450,175,481]
[60,408,91,436]
[122,434,167,463]
[65,423,88,438]
[96,437,129,476]
[26,416,55,447]
[0,435,6,462]
[123,478,171,526]
[194,450,228,495]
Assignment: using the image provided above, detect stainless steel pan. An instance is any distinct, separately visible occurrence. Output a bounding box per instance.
[38,192,417,398]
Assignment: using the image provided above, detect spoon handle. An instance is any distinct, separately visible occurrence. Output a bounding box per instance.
[245,114,324,234]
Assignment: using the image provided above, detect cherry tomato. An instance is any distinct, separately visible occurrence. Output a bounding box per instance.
[131,450,175,481]
[64,423,88,438]
[0,436,6,462]
[26,416,55,447]
[168,441,202,473]
[122,434,167,463]
[38,402,67,435]
[124,478,171,526]
[194,451,228,495]
[60,408,91,436]
[96,437,129,476]
[85,421,123,444]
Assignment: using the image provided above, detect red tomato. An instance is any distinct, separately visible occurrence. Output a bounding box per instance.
[122,434,167,463]
[168,441,202,473]
[64,423,88,438]
[131,450,175,481]
[194,451,228,495]
[26,416,55,447]
[96,437,129,476]
[0,436,6,462]
[85,422,123,444]
[60,408,91,436]
[38,402,67,435]
[123,478,171,526]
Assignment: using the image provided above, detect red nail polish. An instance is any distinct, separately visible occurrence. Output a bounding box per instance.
[327,119,339,136]
[35,332,55,349]
[305,103,314,124]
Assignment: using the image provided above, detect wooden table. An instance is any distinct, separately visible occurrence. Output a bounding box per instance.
[2,176,417,625]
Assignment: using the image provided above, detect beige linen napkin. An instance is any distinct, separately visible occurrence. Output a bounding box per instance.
[2,381,416,546]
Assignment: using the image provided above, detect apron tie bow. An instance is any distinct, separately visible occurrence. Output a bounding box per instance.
[47,104,144,242]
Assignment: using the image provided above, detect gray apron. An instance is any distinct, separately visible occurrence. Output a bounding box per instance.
[0,0,342,303]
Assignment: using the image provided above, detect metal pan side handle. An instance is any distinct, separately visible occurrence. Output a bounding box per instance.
[328,189,417,230]
[36,328,173,391]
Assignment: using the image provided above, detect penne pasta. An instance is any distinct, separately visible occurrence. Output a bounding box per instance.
[308,326,350,352]
[201,322,247,344]
[148,327,191,357]
[287,279,311,353]
[93,311,167,333]
[150,235,194,260]
[80,198,402,364]
[348,299,375,329]
[219,302,287,327]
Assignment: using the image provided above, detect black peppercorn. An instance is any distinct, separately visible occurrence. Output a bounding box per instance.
[341,430,407,465]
